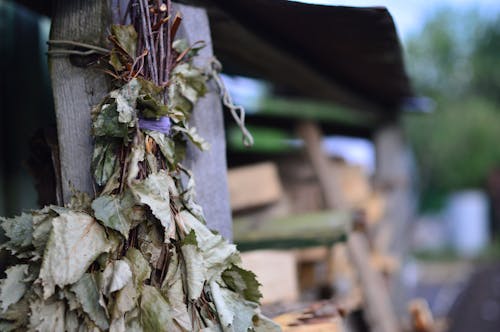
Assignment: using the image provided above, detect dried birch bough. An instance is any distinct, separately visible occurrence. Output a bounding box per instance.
[0,1,273,331]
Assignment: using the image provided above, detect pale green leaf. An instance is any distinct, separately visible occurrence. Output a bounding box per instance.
[92,138,120,187]
[127,134,145,185]
[0,264,29,312]
[111,25,138,58]
[137,95,168,119]
[209,281,234,331]
[178,211,239,282]
[222,265,262,303]
[31,210,54,257]
[163,258,192,332]
[130,171,177,240]
[110,78,140,124]
[253,314,282,332]
[171,63,207,105]
[147,131,176,165]
[0,295,29,330]
[70,273,109,330]
[210,282,259,332]
[137,222,163,267]
[172,125,209,151]
[140,286,176,331]
[28,298,65,332]
[109,50,124,72]
[64,310,81,332]
[1,213,33,254]
[102,260,133,294]
[39,211,115,299]
[111,281,138,329]
[92,192,137,238]
[181,237,206,300]
[93,103,129,138]
[172,39,189,54]
[125,248,151,286]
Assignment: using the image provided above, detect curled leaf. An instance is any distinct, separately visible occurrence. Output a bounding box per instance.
[111,25,138,58]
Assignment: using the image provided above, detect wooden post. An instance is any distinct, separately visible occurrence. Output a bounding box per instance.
[374,123,414,255]
[50,0,111,204]
[374,123,415,317]
[50,1,233,240]
[296,121,345,209]
[175,3,233,241]
[347,233,399,332]
[297,121,399,332]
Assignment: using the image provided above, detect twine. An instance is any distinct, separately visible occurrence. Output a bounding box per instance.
[208,58,254,147]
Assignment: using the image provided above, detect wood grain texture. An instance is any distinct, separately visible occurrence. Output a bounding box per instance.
[49,0,111,204]
[174,3,233,240]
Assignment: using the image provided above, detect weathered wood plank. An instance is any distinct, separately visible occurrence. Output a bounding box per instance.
[241,250,299,304]
[174,3,233,240]
[233,210,350,251]
[49,0,111,204]
[228,162,283,211]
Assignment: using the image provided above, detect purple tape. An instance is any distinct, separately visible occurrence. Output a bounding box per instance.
[138,116,171,134]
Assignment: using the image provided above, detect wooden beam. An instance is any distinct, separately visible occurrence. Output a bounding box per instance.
[49,0,111,204]
[227,162,283,211]
[296,121,399,331]
[296,121,345,209]
[347,232,399,332]
[175,3,233,240]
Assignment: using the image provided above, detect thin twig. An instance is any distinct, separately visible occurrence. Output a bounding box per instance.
[142,0,159,84]
[47,40,110,54]
[138,0,155,81]
[47,50,105,56]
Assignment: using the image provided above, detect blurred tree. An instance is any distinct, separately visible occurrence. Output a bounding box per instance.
[470,15,500,104]
[403,8,500,210]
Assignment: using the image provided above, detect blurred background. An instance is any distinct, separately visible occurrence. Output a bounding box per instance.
[2,0,500,331]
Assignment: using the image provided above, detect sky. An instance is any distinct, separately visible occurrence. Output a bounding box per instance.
[291,0,500,42]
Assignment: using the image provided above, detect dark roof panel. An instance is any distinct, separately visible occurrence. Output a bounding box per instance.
[209,0,413,111]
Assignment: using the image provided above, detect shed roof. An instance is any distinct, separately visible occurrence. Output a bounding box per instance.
[204,0,413,115]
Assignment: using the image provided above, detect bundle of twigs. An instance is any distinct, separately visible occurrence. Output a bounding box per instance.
[0,1,277,331]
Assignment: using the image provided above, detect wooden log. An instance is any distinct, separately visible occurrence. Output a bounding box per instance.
[348,232,399,332]
[374,123,414,316]
[228,162,283,211]
[374,123,413,254]
[49,0,111,204]
[296,121,345,209]
[241,250,299,304]
[297,121,399,331]
[175,3,233,240]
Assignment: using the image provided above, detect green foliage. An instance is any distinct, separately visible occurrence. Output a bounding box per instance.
[404,8,500,209]
[404,98,500,192]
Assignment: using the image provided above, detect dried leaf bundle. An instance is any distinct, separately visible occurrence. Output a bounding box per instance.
[0,1,279,331]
